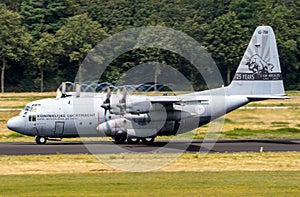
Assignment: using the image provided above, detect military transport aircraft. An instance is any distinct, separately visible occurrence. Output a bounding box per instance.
[7,26,288,144]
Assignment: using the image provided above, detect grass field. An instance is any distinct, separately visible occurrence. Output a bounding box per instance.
[0,152,299,196]
[0,171,299,196]
[0,152,299,175]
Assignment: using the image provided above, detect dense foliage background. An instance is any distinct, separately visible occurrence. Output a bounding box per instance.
[0,0,299,92]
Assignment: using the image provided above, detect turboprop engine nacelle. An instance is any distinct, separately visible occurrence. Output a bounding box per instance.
[97,119,126,135]
[126,100,152,114]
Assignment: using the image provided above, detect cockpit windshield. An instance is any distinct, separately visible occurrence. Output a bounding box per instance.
[30,104,41,112]
[24,106,31,111]
[20,103,41,117]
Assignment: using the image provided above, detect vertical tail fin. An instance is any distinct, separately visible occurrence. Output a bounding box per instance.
[228,26,286,97]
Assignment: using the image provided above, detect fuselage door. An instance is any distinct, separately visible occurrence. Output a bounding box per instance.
[55,121,64,136]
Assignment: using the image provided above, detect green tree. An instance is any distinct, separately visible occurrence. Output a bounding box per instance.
[87,0,134,34]
[203,12,248,84]
[30,33,63,92]
[55,14,109,81]
[0,6,31,93]
[192,0,231,22]
[258,4,300,89]
[0,0,22,11]
[1,0,298,91]
[20,0,67,39]
[229,0,266,30]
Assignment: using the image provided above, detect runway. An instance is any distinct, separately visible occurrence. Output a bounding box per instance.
[0,139,299,155]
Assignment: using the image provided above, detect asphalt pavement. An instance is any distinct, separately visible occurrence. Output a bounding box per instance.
[0,139,299,155]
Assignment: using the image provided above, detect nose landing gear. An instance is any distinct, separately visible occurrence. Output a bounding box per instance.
[35,136,48,144]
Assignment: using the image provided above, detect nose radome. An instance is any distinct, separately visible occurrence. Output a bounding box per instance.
[7,116,25,133]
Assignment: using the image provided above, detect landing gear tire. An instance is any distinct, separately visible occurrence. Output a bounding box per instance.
[141,137,155,144]
[35,136,47,144]
[113,136,127,144]
[127,137,140,144]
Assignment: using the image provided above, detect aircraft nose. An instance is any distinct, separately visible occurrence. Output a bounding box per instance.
[7,116,25,133]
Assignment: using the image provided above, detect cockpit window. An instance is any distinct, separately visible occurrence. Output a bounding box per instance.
[24,106,31,111]
[20,104,41,117]
[31,104,41,112]
[23,104,41,112]
[20,105,30,117]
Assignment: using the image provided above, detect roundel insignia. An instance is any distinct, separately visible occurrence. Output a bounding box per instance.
[196,105,205,115]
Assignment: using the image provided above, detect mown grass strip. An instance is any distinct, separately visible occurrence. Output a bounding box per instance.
[0,171,299,196]
[0,152,299,175]
[222,128,300,139]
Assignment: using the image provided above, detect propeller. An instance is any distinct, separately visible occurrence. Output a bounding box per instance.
[117,87,127,114]
[101,87,112,117]
[56,88,62,98]
[101,86,129,116]
[104,86,111,104]
[61,82,67,98]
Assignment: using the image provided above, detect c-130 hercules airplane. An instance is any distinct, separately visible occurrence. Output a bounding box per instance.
[7,26,288,144]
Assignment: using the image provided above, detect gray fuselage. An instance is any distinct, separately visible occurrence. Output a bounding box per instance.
[7,88,250,139]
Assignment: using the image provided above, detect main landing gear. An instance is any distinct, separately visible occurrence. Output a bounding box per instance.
[113,136,127,144]
[35,136,48,144]
[141,137,155,144]
[113,136,156,144]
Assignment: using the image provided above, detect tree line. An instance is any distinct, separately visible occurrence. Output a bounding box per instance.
[0,0,299,92]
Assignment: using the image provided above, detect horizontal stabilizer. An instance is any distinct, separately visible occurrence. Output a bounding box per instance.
[247,95,290,101]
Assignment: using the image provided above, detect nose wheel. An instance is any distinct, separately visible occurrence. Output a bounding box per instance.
[35,136,47,144]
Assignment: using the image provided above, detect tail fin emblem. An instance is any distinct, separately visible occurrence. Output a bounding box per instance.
[246,54,274,75]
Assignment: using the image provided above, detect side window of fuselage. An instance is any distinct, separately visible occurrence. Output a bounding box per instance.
[28,115,36,122]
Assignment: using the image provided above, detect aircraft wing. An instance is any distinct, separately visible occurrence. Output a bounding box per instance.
[148,95,210,103]
[147,96,181,110]
[127,95,209,112]
[148,95,210,109]
[148,96,181,103]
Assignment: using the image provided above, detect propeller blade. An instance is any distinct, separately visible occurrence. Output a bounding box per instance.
[101,86,112,119]
[116,87,127,114]
[56,88,62,98]
[61,82,66,98]
[75,83,80,97]
[120,87,127,104]
[104,86,111,104]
